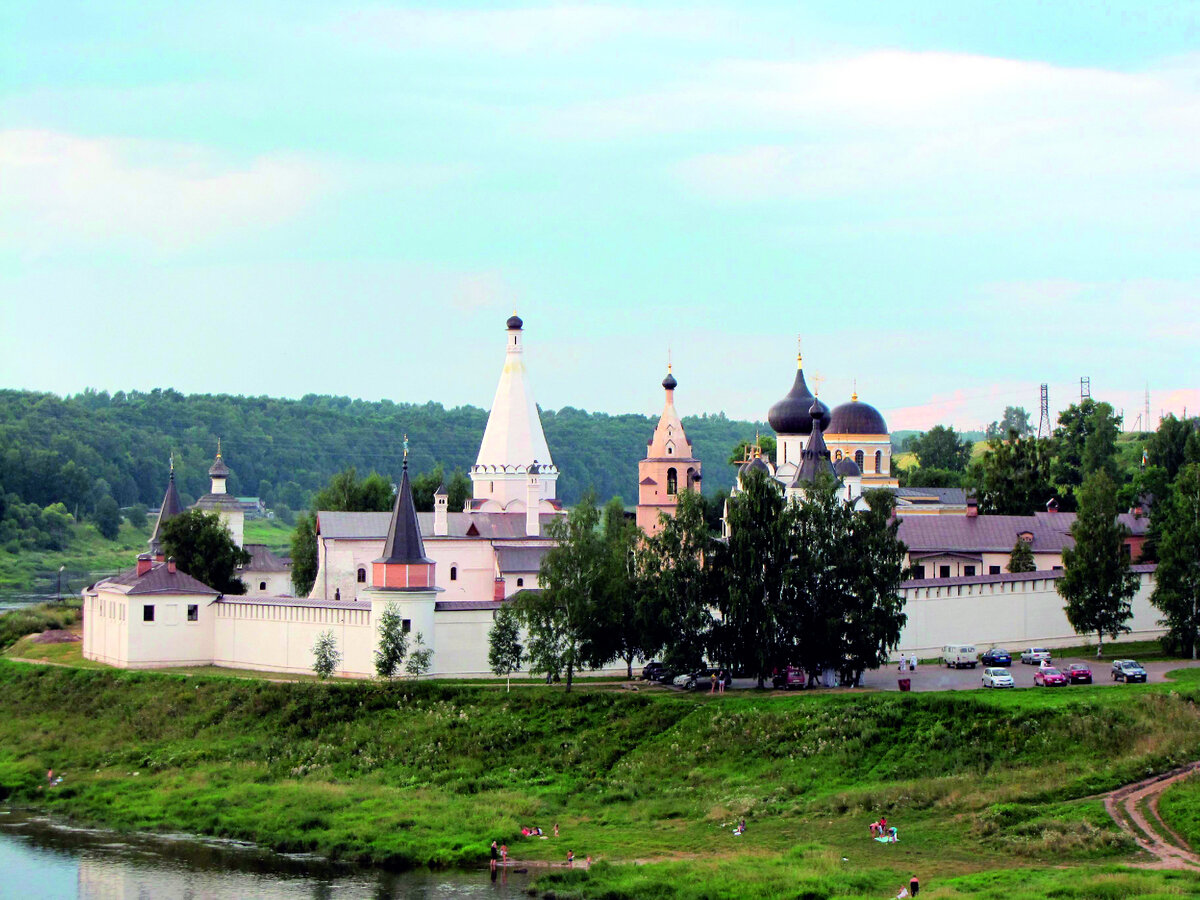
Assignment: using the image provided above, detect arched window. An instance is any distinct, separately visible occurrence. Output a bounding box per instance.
[356,567,366,584]
[516,577,524,587]
[259,581,266,591]
[834,450,842,461]
[855,450,865,471]
[874,450,882,473]
[666,467,678,495]
[450,566,458,581]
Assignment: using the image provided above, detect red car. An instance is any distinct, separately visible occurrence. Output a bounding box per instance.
[1065,663,1093,684]
[1034,667,1068,687]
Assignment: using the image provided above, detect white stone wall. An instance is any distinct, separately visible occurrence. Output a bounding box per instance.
[313,535,503,603]
[896,570,1162,656]
[83,589,216,668]
[212,600,376,677]
[242,570,292,596]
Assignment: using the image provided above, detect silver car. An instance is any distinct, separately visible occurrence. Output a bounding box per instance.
[1020,647,1052,665]
[982,667,1015,689]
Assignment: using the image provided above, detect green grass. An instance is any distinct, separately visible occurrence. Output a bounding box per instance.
[1,662,1199,897]
[1158,772,1200,857]
[0,521,146,591]
[0,601,81,651]
[242,518,295,554]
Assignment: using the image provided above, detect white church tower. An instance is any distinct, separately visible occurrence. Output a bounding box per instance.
[470,313,559,512]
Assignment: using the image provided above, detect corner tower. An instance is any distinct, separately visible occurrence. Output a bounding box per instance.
[637,365,701,537]
[148,456,184,557]
[471,313,559,512]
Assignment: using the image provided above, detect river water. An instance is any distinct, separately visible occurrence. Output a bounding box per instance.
[0,809,532,900]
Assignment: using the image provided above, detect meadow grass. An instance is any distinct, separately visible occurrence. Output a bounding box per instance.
[242,518,295,554]
[0,521,146,591]
[1,661,1199,897]
[0,601,81,651]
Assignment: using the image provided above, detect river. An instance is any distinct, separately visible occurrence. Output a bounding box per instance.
[0,808,532,900]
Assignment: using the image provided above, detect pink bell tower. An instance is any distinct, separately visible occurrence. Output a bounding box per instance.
[636,364,701,537]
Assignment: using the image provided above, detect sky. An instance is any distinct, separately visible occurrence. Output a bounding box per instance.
[1,1,1198,432]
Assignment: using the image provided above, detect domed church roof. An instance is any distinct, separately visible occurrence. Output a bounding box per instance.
[768,366,830,435]
[507,313,524,330]
[834,456,862,477]
[827,395,888,436]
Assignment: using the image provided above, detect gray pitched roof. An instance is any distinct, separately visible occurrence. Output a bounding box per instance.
[317,510,560,541]
[149,472,184,551]
[496,546,550,574]
[897,513,1075,554]
[376,467,432,565]
[904,562,1155,589]
[242,544,291,572]
[98,561,219,596]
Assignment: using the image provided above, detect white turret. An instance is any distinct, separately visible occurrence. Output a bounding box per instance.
[526,464,541,537]
[433,482,448,536]
[471,314,559,511]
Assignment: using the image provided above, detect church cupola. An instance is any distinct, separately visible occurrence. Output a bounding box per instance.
[208,439,231,495]
[433,482,449,536]
[372,441,435,590]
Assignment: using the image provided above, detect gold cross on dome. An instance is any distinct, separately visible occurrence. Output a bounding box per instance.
[813,372,824,395]
[403,434,409,459]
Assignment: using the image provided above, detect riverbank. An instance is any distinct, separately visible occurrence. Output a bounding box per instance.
[2,661,1200,898]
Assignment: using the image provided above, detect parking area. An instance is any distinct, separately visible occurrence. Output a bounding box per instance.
[645,658,1200,694]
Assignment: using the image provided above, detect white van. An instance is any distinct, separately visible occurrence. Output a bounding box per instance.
[942,644,978,669]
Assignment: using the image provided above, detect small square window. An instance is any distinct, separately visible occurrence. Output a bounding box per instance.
[187,604,199,622]
[939,566,951,579]
[402,619,411,633]
[963,565,976,577]
[989,565,1001,575]
[143,604,155,622]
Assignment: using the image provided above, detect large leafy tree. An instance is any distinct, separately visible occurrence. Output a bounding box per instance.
[910,426,973,472]
[716,467,788,687]
[1058,471,1138,656]
[1150,464,1200,658]
[161,509,251,594]
[986,406,1033,439]
[973,433,1054,515]
[1008,538,1035,573]
[411,463,472,512]
[518,495,604,691]
[638,489,715,669]
[580,497,648,678]
[1146,415,1199,480]
[290,467,396,596]
[1052,400,1122,510]
[93,495,121,540]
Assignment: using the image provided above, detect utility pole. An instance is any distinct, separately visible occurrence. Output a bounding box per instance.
[1080,376,1091,403]
[1037,384,1050,439]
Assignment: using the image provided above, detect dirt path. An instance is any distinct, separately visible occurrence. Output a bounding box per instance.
[1104,761,1200,870]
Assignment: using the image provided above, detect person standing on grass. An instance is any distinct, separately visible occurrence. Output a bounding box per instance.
[567,849,575,867]
[554,823,559,837]
[710,670,717,694]
[718,669,726,693]
[909,874,920,896]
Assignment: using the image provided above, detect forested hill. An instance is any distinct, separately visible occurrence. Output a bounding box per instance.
[0,389,764,514]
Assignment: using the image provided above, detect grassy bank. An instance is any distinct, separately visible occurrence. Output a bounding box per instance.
[0,521,145,592]
[242,518,294,554]
[2,663,1199,896]
[0,602,81,652]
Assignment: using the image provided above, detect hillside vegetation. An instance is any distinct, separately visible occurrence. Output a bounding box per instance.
[0,388,762,515]
[2,662,1199,898]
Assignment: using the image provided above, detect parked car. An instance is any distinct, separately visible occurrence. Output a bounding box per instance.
[980,648,1012,667]
[942,644,978,669]
[672,667,732,691]
[772,666,806,690]
[1020,647,1052,665]
[653,667,680,684]
[641,662,666,681]
[1065,663,1093,684]
[1034,666,1068,686]
[1111,660,1148,683]
[672,671,697,689]
[982,667,1014,689]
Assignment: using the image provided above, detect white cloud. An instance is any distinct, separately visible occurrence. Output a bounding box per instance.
[541,50,1200,217]
[337,4,723,55]
[0,130,325,253]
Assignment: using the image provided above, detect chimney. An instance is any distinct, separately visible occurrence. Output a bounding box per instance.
[166,556,177,574]
[494,577,506,601]
[966,495,978,518]
[525,463,541,538]
[136,553,153,577]
[154,551,166,562]
[1046,498,1059,513]
[433,484,448,536]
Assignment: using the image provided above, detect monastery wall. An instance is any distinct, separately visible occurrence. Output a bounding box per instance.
[212,600,375,677]
[83,592,217,669]
[896,568,1161,657]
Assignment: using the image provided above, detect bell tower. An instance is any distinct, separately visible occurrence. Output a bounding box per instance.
[636,364,701,537]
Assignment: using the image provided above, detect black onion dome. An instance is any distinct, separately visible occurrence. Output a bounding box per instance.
[827,398,888,435]
[208,455,230,477]
[834,457,862,477]
[662,371,678,390]
[767,368,830,435]
[507,313,524,330]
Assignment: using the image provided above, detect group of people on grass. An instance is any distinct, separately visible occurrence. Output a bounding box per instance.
[491,823,589,870]
[869,816,899,842]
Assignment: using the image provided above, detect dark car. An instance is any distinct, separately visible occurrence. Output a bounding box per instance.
[1111,660,1148,683]
[1065,663,1092,684]
[771,666,806,690]
[980,648,1012,667]
[641,662,666,681]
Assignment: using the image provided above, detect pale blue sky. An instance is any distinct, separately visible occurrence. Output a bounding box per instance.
[2,1,1197,430]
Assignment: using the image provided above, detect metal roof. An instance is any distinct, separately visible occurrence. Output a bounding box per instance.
[904,562,1155,589]
[97,562,219,597]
